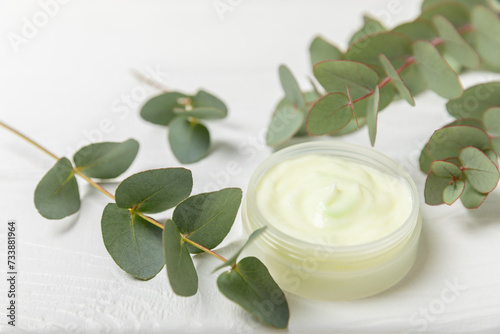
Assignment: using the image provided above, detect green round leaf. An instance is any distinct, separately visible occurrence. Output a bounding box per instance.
[73,139,139,179]
[306,93,351,135]
[459,146,500,193]
[392,19,437,41]
[168,117,210,164]
[461,179,488,208]
[266,103,304,147]
[178,89,228,120]
[483,107,500,156]
[422,0,489,11]
[420,125,490,173]
[419,1,469,27]
[424,171,449,205]
[115,168,193,213]
[471,6,500,70]
[309,36,342,67]
[217,257,289,329]
[173,188,242,253]
[348,15,386,46]
[413,40,463,99]
[378,54,415,106]
[279,65,305,109]
[163,220,198,296]
[343,32,413,76]
[433,15,480,69]
[34,157,80,220]
[484,149,499,168]
[446,82,500,119]
[140,92,188,126]
[443,179,465,205]
[101,203,164,280]
[366,86,380,146]
[313,60,380,100]
[431,160,462,178]
[446,118,485,129]
[174,107,225,120]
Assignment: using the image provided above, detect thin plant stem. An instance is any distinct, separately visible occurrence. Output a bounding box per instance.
[308,22,476,128]
[1,120,228,262]
[0,121,59,160]
[182,236,228,262]
[131,69,169,92]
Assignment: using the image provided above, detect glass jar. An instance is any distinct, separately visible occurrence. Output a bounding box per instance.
[242,141,422,301]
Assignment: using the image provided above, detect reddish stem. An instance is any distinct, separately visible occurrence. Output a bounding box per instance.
[342,22,474,106]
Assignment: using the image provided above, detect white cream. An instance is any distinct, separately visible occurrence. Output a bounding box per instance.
[255,154,413,246]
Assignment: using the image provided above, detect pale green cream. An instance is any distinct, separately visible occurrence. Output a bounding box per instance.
[255,154,413,246]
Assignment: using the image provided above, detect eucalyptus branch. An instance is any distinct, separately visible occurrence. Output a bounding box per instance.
[267,0,500,209]
[1,120,289,328]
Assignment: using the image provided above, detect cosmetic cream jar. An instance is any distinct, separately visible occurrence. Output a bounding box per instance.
[242,142,422,301]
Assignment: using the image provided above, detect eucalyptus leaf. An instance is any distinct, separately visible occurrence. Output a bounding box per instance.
[343,32,413,75]
[115,168,192,213]
[217,257,289,329]
[313,60,379,100]
[443,179,465,205]
[461,179,488,208]
[266,103,305,146]
[168,117,210,164]
[424,171,449,205]
[214,227,266,272]
[140,92,188,126]
[348,15,386,46]
[378,54,415,106]
[459,147,500,193]
[173,107,225,120]
[173,188,242,253]
[433,15,480,68]
[484,149,499,167]
[420,125,490,173]
[73,139,139,179]
[175,90,228,120]
[422,0,489,10]
[446,82,500,119]
[471,6,500,70]
[419,1,469,27]
[413,40,463,99]
[306,93,352,135]
[34,157,80,220]
[192,90,228,116]
[309,36,342,67]
[101,203,164,280]
[446,118,485,130]
[399,61,428,97]
[392,19,437,41]
[483,107,500,155]
[431,160,462,178]
[366,86,380,146]
[330,117,367,137]
[163,220,198,296]
[279,65,305,109]
[295,91,322,137]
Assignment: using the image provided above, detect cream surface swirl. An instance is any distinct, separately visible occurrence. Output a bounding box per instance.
[255,154,413,246]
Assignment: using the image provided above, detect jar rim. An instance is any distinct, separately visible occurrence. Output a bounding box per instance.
[244,141,420,255]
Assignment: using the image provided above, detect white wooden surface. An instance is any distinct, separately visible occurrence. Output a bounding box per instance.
[1,1,500,333]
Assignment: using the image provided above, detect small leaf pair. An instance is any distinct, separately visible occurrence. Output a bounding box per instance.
[266,65,320,146]
[101,168,193,280]
[34,139,139,219]
[425,147,499,208]
[140,90,228,164]
[214,228,290,329]
[163,187,243,295]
